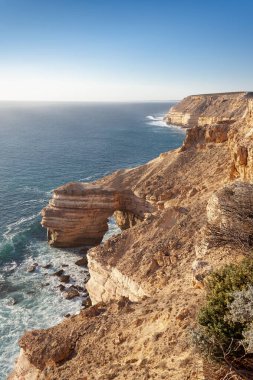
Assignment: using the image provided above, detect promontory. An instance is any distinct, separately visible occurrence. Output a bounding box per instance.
[10,91,253,380]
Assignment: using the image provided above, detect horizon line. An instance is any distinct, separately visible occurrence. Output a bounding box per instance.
[0,99,180,103]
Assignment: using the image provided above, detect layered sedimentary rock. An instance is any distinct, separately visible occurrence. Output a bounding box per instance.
[11,92,253,380]
[165,91,253,128]
[86,256,148,303]
[181,122,230,151]
[41,183,153,247]
[228,112,253,181]
[167,92,253,183]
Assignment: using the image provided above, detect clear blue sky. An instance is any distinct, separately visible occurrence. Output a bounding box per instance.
[0,0,252,101]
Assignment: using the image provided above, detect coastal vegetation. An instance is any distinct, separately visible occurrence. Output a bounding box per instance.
[195,259,253,378]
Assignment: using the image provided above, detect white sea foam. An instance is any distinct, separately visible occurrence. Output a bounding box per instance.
[0,241,88,376]
[146,115,167,127]
[146,114,169,128]
[103,216,121,242]
[22,186,47,194]
[148,119,168,127]
[146,115,186,133]
[16,198,48,205]
[165,123,187,133]
[0,216,120,376]
[3,212,40,240]
[78,170,111,183]
[2,261,17,272]
[78,175,94,182]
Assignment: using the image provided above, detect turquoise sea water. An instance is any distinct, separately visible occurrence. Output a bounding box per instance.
[0,102,185,377]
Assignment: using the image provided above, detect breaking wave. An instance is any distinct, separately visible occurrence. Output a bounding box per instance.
[146,115,186,133]
[146,114,167,127]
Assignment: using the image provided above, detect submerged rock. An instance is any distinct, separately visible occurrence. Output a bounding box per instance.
[27,263,38,273]
[79,247,90,255]
[41,263,52,269]
[58,284,65,292]
[75,257,88,267]
[63,287,79,300]
[82,297,92,308]
[72,284,85,292]
[59,275,70,283]
[41,283,50,287]
[52,269,64,277]
[6,297,17,306]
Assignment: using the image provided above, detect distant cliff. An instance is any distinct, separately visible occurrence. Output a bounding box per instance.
[10,92,253,380]
[164,91,253,127]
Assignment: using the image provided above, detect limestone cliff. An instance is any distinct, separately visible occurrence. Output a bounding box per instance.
[10,92,253,380]
[164,91,253,128]
[41,184,152,247]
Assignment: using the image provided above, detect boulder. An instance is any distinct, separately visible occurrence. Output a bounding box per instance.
[63,288,79,300]
[59,275,70,283]
[52,269,64,277]
[27,264,38,273]
[75,257,88,267]
[41,263,52,269]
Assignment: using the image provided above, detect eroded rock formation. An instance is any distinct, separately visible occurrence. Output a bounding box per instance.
[41,183,153,247]
[10,92,253,380]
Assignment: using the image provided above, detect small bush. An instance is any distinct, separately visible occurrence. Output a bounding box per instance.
[195,258,253,378]
[228,286,253,353]
[198,258,253,347]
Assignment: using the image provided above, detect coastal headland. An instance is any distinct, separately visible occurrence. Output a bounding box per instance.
[10,92,253,380]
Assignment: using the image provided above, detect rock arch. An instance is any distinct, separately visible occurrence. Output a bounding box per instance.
[41,182,153,247]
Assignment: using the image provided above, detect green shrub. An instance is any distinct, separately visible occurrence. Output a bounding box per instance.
[228,286,253,353]
[194,259,253,377]
[198,258,253,346]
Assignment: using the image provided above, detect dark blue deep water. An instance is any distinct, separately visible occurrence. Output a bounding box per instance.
[0,101,185,377]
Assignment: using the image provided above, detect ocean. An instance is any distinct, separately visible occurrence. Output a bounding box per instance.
[0,101,185,377]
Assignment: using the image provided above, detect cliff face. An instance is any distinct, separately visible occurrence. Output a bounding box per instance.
[41,183,152,247]
[164,91,253,128]
[10,92,253,380]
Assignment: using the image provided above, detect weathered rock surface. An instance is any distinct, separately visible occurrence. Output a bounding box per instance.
[63,287,79,300]
[164,91,253,128]
[59,274,70,283]
[10,92,253,380]
[86,253,148,304]
[41,184,153,247]
[75,256,88,266]
[27,263,37,273]
[196,181,253,256]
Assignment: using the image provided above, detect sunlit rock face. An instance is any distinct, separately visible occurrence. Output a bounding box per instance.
[41,182,153,247]
[164,92,253,128]
[165,92,253,182]
[86,257,149,304]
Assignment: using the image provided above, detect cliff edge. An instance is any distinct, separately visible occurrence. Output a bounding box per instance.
[10,92,253,380]
[164,91,253,128]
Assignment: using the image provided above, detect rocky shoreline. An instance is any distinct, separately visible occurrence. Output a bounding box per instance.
[10,92,253,379]
[26,248,91,305]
